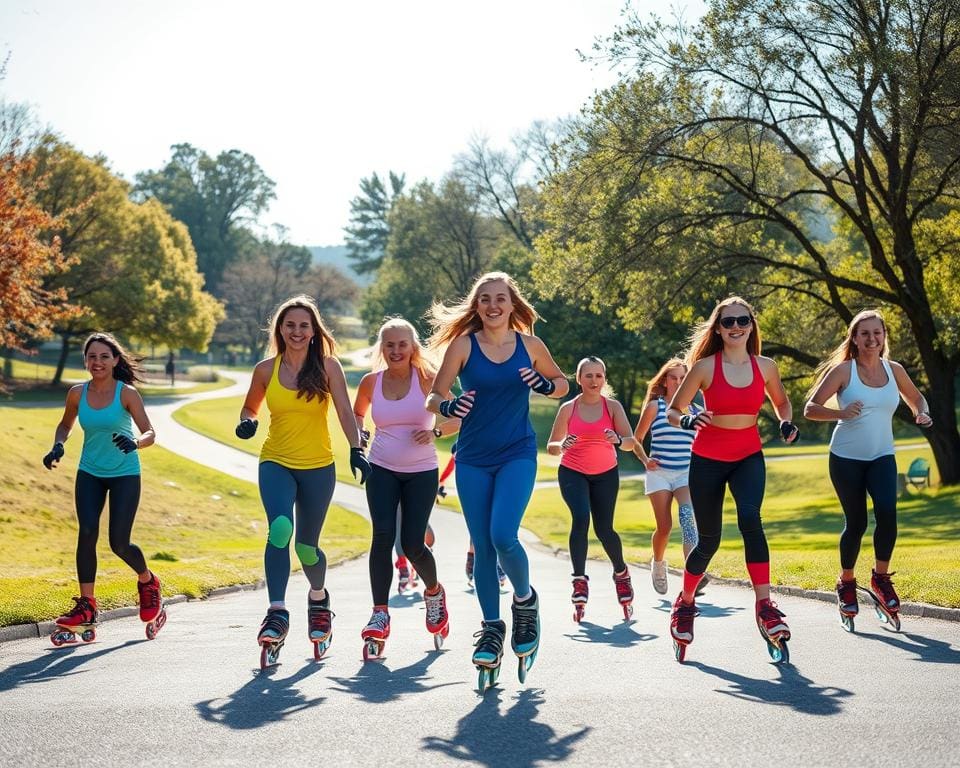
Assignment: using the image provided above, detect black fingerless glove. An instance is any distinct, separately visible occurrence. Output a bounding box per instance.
[780,421,800,443]
[439,392,474,418]
[43,442,65,470]
[235,418,258,440]
[522,369,556,395]
[679,413,705,430]
[350,446,372,484]
[112,433,139,454]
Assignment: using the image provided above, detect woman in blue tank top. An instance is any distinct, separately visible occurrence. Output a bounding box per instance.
[427,271,568,689]
[42,332,163,642]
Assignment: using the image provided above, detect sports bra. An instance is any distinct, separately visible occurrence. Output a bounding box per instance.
[702,353,765,416]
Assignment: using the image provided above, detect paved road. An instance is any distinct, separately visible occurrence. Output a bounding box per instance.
[2,377,959,767]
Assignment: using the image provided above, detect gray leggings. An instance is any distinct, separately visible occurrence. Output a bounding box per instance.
[258,461,336,603]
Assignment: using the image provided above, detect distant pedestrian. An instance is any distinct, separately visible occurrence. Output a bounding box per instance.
[165,352,175,386]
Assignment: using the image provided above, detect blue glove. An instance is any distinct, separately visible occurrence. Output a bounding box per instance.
[520,368,556,395]
[43,442,65,470]
[438,391,475,419]
[679,413,709,431]
[350,447,372,484]
[235,418,258,439]
[780,421,800,443]
[112,433,138,454]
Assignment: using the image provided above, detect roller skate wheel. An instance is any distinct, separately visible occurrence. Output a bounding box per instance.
[259,645,270,669]
[81,628,96,643]
[840,615,855,633]
[765,639,788,664]
[146,623,157,640]
[673,640,686,663]
[477,666,491,692]
[313,637,331,660]
[434,632,444,651]
[50,632,67,647]
[623,603,634,620]
[573,605,584,623]
[875,606,888,623]
[890,613,901,632]
[363,639,384,661]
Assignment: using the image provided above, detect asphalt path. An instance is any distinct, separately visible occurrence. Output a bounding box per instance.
[2,373,959,767]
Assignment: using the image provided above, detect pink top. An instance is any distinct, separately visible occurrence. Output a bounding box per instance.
[560,396,618,475]
[367,371,438,473]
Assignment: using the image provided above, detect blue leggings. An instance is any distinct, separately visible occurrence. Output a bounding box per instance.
[456,459,537,621]
[258,461,336,603]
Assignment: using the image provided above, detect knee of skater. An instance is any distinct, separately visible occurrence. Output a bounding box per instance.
[267,517,294,549]
[294,542,320,566]
[109,541,131,559]
[696,535,721,557]
[400,538,427,562]
[491,536,520,559]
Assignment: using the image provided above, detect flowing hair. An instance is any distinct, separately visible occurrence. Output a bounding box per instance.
[807,309,889,397]
[370,317,438,380]
[267,294,337,401]
[644,357,687,405]
[686,296,761,366]
[427,271,539,350]
[575,355,615,398]
[83,332,144,385]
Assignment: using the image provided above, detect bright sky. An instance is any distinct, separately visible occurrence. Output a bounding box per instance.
[1,1,703,246]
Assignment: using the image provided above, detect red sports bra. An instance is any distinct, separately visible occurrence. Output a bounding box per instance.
[702,353,766,415]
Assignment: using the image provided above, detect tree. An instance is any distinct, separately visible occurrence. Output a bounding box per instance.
[344,171,405,274]
[135,143,276,293]
[537,1,960,483]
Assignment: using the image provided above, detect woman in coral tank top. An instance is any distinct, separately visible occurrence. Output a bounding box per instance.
[665,296,800,662]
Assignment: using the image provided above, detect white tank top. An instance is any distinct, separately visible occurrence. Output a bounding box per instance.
[829,359,900,461]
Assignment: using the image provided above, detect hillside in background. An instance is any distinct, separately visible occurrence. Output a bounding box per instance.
[309,245,371,286]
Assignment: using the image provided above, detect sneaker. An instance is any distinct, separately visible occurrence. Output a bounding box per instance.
[424,585,449,635]
[258,608,290,643]
[871,570,900,612]
[511,589,540,656]
[361,607,391,641]
[651,559,668,595]
[56,596,98,628]
[472,619,506,667]
[396,557,410,591]
[670,593,698,643]
[571,575,589,605]
[756,598,790,641]
[137,572,162,623]
[307,592,334,641]
[836,578,858,617]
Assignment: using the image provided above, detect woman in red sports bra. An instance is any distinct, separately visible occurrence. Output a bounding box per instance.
[664,296,800,662]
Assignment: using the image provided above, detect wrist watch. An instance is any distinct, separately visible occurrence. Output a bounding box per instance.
[432,427,442,438]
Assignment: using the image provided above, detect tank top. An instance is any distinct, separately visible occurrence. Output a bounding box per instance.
[78,380,140,478]
[648,398,696,471]
[703,353,766,415]
[830,359,900,461]
[259,356,334,469]
[560,396,618,475]
[456,332,537,467]
[368,370,437,473]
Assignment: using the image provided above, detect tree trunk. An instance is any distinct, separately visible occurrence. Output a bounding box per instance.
[2,348,12,380]
[52,334,72,385]
[920,366,960,486]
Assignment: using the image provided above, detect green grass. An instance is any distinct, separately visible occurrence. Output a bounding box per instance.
[0,406,371,626]
[523,447,960,607]
[3,358,88,382]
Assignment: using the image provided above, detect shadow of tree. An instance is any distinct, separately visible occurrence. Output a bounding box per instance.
[422,688,590,767]
[564,620,657,648]
[326,651,460,704]
[0,640,140,693]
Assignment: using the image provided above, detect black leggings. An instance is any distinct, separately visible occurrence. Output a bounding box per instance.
[75,470,147,583]
[685,451,768,575]
[558,465,626,575]
[829,453,898,568]
[365,463,439,605]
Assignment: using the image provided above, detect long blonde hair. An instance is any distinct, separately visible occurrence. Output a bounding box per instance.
[686,296,761,365]
[370,317,437,379]
[427,271,539,350]
[644,357,687,405]
[808,309,889,396]
[267,294,337,401]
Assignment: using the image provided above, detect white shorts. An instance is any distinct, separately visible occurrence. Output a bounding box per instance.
[644,466,690,495]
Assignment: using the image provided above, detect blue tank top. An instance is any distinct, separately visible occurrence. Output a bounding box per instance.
[77,380,141,478]
[455,333,537,467]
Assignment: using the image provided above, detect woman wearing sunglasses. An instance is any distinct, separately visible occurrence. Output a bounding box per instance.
[665,297,799,662]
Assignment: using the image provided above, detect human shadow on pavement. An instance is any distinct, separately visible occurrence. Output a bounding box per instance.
[388,590,424,609]
[651,598,745,620]
[563,620,656,648]
[195,662,326,730]
[850,629,960,664]
[422,688,590,767]
[326,650,459,704]
[687,660,853,716]
[0,640,140,693]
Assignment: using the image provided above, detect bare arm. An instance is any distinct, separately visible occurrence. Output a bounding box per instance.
[890,361,933,426]
[353,372,375,433]
[326,356,361,448]
[122,386,155,448]
[427,337,471,414]
[53,385,82,446]
[804,362,859,421]
[520,335,569,399]
[632,400,659,467]
[667,360,712,428]
[759,356,793,423]
[607,399,637,451]
[240,359,272,421]
[546,401,574,456]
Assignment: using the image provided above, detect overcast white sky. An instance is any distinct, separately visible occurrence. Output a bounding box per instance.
[1,1,703,246]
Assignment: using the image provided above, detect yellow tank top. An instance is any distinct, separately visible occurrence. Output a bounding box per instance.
[259,356,334,469]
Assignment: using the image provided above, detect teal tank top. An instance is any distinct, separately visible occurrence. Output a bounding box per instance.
[77,381,141,477]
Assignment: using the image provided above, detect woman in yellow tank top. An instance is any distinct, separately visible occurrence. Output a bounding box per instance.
[234,295,371,668]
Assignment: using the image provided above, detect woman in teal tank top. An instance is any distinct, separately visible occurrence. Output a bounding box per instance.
[42,332,164,643]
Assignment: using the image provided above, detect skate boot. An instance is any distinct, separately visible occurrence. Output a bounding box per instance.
[473,619,507,693]
[51,596,99,646]
[307,591,334,660]
[651,558,669,595]
[756,598,791,663]
[511,588,540,683]
[614,569,634,619]
[137,572,167,640]
[257,608,290,669]
[396,557,411,594]
[465,551,475,587]
[424,584,450,650]
[361,606,390,661]
[497,562,508,592]
[864,570,901,631]
[836,577,858,632]
[669,593,698,662]
[571,575,589,623]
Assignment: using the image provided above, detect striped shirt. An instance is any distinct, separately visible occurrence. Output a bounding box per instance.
[649,397,696,471]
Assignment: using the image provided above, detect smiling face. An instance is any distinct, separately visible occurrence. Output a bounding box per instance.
[852,317,885,356]
[577,361,606,396]
[84,341,118,380]
[279,307,315,352]
[475,279,514,330]
[380,326,414,370]
[717,303,754,348]
[661,365,686,400]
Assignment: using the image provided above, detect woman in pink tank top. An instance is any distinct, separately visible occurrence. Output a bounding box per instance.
[546,356,636,622]
[353,318,458,657]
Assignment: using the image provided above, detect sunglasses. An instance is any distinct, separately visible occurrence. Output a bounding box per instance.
[718,315,752,329]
